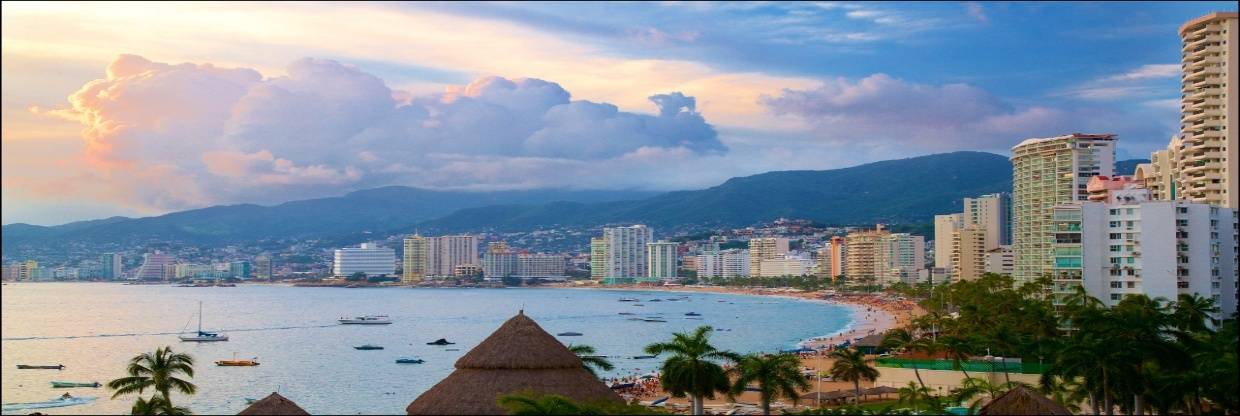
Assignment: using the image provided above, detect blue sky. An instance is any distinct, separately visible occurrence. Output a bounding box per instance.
[1,1,1235,224]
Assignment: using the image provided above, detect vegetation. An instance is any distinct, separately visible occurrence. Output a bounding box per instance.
[107,346,197,415]
[497,392,666,415]
[729,353,811,415]
[644,326,741,415]
[826,348,879,405]
[568,344,614,377]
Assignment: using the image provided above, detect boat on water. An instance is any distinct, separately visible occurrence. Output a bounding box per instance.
[685,312,702,316]
[631,355,657,359]
[179,301,229,342]
[244,398,258,404]
[354,344,384,350]
[338,315,392,325]
[426,338,455,345]
[642,318,667,323]
[445,348,460,351]
[647,299,662,302]
[618,312,635,315]
[556,331,583,336]
[395,357,425,364]
[50,381,100,388]
[16,364,64,370]
[2,396,96,412]
[215,353,260,366]
[618,297,639,302]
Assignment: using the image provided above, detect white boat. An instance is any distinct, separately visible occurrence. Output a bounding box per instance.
[338,315,392,325]
[179,301,229,342]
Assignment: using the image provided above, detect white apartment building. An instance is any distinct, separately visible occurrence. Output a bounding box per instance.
[1049,200,1236,318]
[136,252,175,280]
[876,233,925,285]
[647,241,679,280]
[984,245,1015,276]
[757,254,816,277]
[333,243,396,277]
[934,214,964,270]
[601,225,654,279]
[1011,133,1117,284]
[1176,12,1238,208]
[965,193,1012,248]
[482,251,518,278]
[427,235,479,277]
[517,254,568,279]
[697,249,750,279]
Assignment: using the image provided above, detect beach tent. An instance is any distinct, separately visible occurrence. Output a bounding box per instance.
[853,333,887,354]
[978,385,1071,415]
[406,311,622,415]
[237,392,309,415]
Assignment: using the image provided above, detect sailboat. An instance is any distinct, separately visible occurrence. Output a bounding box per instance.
[179,301,229,342]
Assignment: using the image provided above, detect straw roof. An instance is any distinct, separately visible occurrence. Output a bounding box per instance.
[979,385,1071,415]
[406,311,622,415]
[864,386,900,395]
[238,392,309,415]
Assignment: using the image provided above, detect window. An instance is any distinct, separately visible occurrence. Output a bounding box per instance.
[1110,245,1122,252]
[1110,281,1123,288]
[1111,294,1122,301]
[1127,281,1136,288]
[1179,207,1189,214]
[1109,233,1122,239]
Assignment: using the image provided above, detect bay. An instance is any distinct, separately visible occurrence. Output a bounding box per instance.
[1,283,853,415]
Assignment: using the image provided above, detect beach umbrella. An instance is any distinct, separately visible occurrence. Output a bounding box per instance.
[978,385,1071,415]
[406,311,622,415]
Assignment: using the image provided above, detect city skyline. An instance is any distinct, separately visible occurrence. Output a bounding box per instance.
[3,2,1235,225]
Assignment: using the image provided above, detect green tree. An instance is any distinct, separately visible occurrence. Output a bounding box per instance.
[729,353,810,415]
[880,329,935,389]
[568,344,614,377]
[827,348,879,405]
[644,326,740,415]
[130,395,192,415]
[346,271,366,281]
[108,346,197,412]
[497,391,666,415]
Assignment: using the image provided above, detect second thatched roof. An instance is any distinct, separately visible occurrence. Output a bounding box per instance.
[237,392,309,415]
[979,385,1071,415]
[406,311,622,415]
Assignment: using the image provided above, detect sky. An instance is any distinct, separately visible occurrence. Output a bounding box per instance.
[2,1,1235,225]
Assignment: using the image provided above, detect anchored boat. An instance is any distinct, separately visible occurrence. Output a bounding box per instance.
[395,357,425,364]
[556,331,583,336]
[426,338,455,345]
[354,344,384,350]
[16,364,64,370]
[50,381,100,388]
[338,315,392,325]
[215,353,260,366]
[179,301,229,342]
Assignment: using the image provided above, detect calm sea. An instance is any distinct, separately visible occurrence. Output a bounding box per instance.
[1,283,853,415]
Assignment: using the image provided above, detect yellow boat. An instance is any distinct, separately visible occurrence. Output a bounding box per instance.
[215,353,259,366]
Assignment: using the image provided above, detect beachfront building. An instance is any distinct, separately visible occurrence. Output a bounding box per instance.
[253,255,273,280]
[828,236,846,279]
[1049,199,1237,318]
[845,225,886,282]
[876,233,925,285]
[402,234,429,283]
[696,248,750,279]
[229,261,251,279]
[1011,133,1117,284]
[984,246,1015,276]
[99,253,122,280]
[951,227,988,281]
[482,252,518,279]
[333,243,395,277]
[516,254,568,280]
[589,237,607,280]
[427,235,479,278]
[934,214,963,272]
[1173,12,1238,208]
[135,252,175,280]
[597,225,653,284]
[757,254,815,277]
[646,241,679,281]
[748,237,790,277]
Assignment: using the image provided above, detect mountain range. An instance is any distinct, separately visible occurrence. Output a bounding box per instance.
[1,152,1149,251]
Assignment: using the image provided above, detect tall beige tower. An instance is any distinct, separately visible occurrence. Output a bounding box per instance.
[748,237,790,276]
[402,234,428,284]
[1011,133,1116,284]
[1177,12,1238,208]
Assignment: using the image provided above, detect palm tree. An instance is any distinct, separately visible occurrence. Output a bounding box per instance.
[568,344,614,377]
[1171,293,1218,333]
[729,353,811,415]
[497,393,584,415]
[897,381,935,412]
[936,334,974,380]
[827,348,879,405]
[108,346,197,410]
[130,395,192,415]
[880,329,934,389]
[644,326,740,415]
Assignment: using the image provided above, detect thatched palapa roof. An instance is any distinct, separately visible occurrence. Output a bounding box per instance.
[979,385,1071,415]
[406,311,622,415]
[238,392,309,415]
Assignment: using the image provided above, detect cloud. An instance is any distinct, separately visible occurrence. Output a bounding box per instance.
[1057,63,1179,100]
[760,73,1147,151]
[1100,64,1179,81]
[965,2,988,23]
[31,55,726,211]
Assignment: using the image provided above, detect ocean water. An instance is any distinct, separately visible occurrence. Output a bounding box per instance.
[1,283,853,415]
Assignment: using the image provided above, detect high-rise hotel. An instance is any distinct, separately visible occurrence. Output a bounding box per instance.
[1011,133,1116,284]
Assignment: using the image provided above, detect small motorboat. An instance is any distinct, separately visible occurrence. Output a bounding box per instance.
[618,312,635,315]
[338,315,393,325]
[445,348,460,351]
[685,312,702,316]
[2,396,96,412]
[642,318,667,323]
[651,396,670,406]
[631,355,657,359]
[633,304,645,307]
[16,364,64,370]
[618,298,639,302]
[647,299,662,302]
[426,338,455,345]
[50,381,100,388]
[556,332,583,337]
[395,357,425,364]
[354,344,384,350]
